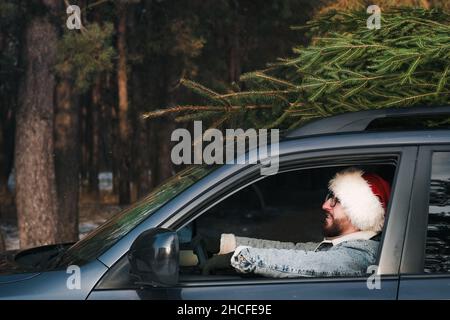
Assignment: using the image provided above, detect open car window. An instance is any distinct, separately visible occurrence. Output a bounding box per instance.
[178,161,397,282]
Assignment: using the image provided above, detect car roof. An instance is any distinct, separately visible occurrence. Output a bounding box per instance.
[279,130,450,157]
[285,105,450,139]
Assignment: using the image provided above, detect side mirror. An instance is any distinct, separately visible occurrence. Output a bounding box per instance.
[128,228,179,287]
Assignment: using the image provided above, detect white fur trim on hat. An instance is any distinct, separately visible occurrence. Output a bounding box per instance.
[329,168,385,232]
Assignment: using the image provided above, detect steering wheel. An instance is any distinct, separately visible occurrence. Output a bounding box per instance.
[191,235,209,270]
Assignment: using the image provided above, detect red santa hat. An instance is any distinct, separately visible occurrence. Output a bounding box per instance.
[328,168,391,233]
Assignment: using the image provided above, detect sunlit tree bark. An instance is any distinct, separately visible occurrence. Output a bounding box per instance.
[15,1,61,248]
[116,0,132,204]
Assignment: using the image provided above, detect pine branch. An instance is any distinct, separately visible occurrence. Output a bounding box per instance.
[180,79,231,107]
[141,104,274,120]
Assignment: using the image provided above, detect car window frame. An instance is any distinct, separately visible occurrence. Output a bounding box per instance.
[400,144,450,276]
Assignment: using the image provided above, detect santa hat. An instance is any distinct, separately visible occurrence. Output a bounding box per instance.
[328,168,391,233]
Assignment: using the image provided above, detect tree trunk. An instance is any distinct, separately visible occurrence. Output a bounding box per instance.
[101,76,117,196]
[0,32,15,197]
[0,26,16,252]
[155,119,175,185]
[0,121,7,194]
[0,115,6,251]
[15,11,59,248]
[0,112,12,252]
[88,78,101,198]
[129,57,152,198]
[0,108,14,194]
[420,0,431,9]
[153,59,178,186]
[136,121,152,198]
[0,232,4,252]
[116,2,131,204]
[111,92,120,197]
[54,79,80,243]
[228,1,241,84]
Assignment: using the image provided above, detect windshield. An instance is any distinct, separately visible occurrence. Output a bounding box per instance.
[57,165,216,266]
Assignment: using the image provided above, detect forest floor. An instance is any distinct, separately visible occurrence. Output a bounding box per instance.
[0,191,123,251]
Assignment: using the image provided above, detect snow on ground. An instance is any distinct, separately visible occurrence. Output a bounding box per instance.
[0,204,123,251]
[0,223,19,251]
[0,220,107,251]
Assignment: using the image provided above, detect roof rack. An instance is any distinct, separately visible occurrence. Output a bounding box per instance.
[286,106,450,138]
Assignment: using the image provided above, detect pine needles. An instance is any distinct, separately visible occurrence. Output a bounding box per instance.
[143,7,450,130]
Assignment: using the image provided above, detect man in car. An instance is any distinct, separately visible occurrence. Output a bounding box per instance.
[203,167,391,278]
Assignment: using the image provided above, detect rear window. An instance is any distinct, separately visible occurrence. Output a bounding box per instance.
[424,152,450,274]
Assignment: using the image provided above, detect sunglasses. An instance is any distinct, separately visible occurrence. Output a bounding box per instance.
[325,191,340,208]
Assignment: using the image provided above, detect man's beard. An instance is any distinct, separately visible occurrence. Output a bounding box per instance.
[323,216,346,238]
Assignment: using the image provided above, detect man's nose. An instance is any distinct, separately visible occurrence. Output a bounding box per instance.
[322,199,332,211]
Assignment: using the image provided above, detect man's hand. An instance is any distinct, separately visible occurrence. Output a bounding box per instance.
[201,252,234,275]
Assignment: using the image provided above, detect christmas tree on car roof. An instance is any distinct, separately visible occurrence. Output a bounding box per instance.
[143,6,450,131]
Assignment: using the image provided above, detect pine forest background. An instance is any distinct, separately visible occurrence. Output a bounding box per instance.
[0,0,449,250]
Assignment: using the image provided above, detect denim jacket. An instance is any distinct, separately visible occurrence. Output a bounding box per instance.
[229,231,379,278]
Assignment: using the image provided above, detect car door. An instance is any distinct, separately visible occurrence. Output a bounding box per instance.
[165,147,416,300]
[89,145,416,300]
[398,145,450,299]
